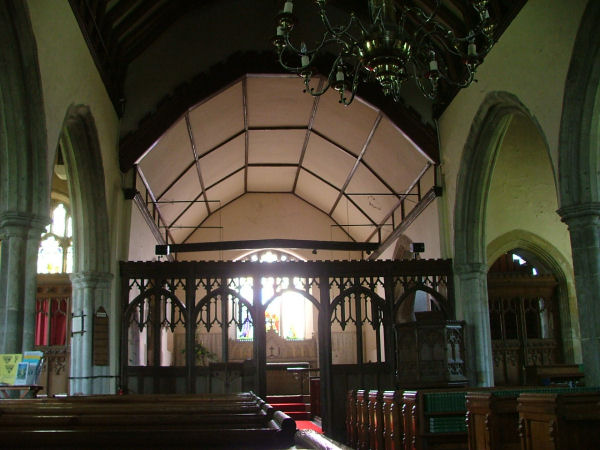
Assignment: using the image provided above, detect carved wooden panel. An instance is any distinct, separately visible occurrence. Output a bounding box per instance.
[35,274,71,396]
[395,320,467,387]
[488,273,561,386]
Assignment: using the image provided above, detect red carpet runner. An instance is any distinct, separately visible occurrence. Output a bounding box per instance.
[267,395,323,433]
[295,420,323,433]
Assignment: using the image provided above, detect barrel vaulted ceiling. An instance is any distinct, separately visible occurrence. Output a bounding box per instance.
[135,75,435,246]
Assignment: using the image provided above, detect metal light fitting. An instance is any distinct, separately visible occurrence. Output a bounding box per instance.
[273,0,496,105]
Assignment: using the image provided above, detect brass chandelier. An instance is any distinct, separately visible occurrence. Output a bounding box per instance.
[273,0,496,105]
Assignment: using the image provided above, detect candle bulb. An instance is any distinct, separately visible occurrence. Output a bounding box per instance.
[283,1,293,14]
[468,42,477,57]
[277,26,283,36]
[429,59,438,71]
[301,42,309,67]
[336,68,345,81]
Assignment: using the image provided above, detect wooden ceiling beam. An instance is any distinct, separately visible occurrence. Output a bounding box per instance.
[104,0,141,26]
[110,2,161,44]
[411,0,469,36]
[157,239,380,255]
[119,4,189,63]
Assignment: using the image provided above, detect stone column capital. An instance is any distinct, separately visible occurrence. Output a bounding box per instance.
[0,210,50,238]
[454,262,488,277]
[70,271,114,289]
[558,202,600,224]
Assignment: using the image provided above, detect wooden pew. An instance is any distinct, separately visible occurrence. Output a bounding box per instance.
[466,391,520,450]
[382,390,403,450]
[346,389,358,448]
[368,390,384,450]
[356,389,369,449]
[517,391,600,450]
[0,392,295,449]
[403,389,469,450]
[466,387,600,450]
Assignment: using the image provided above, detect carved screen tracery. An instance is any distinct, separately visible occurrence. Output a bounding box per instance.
[330,277,386,365]
[488,251,561,386]
[120,258,454,394]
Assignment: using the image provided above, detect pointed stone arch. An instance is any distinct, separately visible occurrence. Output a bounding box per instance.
[557,0,600,385]
[59,105,113,394]
[0,0,49,352]
[60,105,111,275]
[486,230,580,364]
[453,91,550,385]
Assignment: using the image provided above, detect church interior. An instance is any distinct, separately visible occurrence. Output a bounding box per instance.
[1,0,600,448]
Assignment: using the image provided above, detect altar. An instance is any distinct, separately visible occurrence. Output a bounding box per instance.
[267,361,310,395]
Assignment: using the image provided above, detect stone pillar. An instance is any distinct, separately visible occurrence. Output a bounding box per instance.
[454,263,494,386]
[559,203,600,385]
[70,271,113,394]
[0,211,47,353]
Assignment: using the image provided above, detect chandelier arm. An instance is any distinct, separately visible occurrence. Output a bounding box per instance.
[411,15,453,44]
[282,30,332,58]
[410,8,481,57]
[403,0,442,26]
[414,24,474,60]
[278,32,346,73]
[317,5,365,42]
[303,54,344,97]
[435,62,476,88]
[339,61,364,105]
[414,74,437,101]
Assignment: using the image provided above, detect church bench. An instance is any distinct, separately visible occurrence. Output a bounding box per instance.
[344,389,404,450]
[0,426,288,449]
[0,401,263,414]
[368,389,385,449]
[0,412,270,428]
[382,390,403,450]
[466,387,600,450]
[466,391,520,450]
[0,393,295,448]
[403,389,470,450]
[517,390,600,450]
[67,392,258,404]
[346,389,358,447]
[356,389,370,449]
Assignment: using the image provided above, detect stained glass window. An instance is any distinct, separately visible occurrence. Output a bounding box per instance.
[235,249,310,341]
[38,203,73,274]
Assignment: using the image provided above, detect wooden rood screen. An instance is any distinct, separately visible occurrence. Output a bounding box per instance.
[120,258,455,435]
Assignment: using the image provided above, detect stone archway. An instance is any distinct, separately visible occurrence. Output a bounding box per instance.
[453,91,550,385]
[59,105,113,394]
[0,0,49,353]
[486,230,580,379]
[557,0,600,385]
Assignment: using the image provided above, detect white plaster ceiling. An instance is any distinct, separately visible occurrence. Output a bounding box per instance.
[136,75,434,245]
